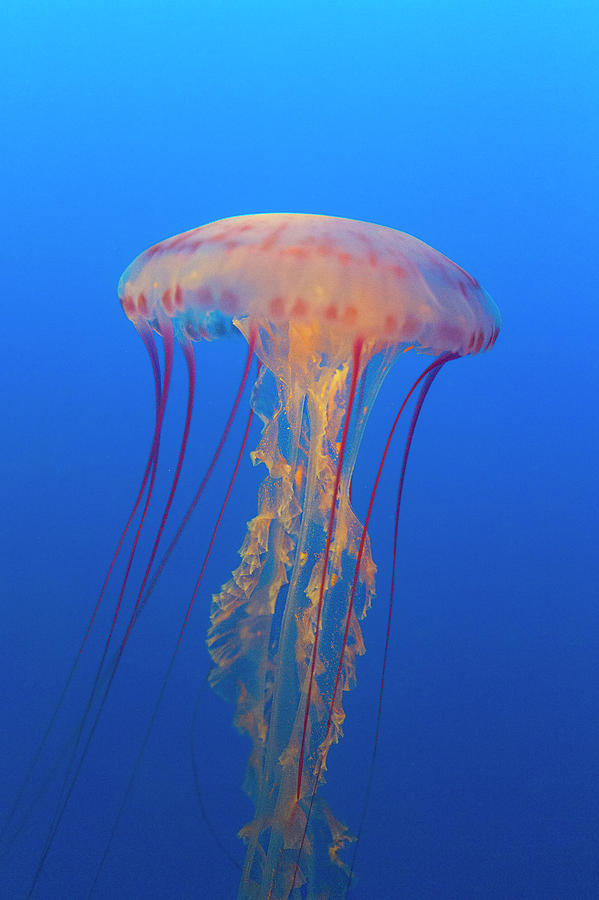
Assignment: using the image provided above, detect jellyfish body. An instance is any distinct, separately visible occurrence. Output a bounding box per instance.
[119,214,500,898]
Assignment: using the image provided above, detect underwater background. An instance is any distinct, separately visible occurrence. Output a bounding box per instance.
[2,0,597,897]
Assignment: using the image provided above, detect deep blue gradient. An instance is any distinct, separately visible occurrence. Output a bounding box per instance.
[2,1,597,898]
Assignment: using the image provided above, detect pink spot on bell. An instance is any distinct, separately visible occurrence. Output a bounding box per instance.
[270,296,285,317]
[384,314,398,333]
[259,222,288,251]
[290,297,308,317]
[282,246,310,260]
[174,284,184,309]
[168,232,192,252]
[390,264,407,279]
[145,242,163,259]
[122,295,135,316]
[137,292,148,316]
[205,229,229,243]
[324,304,338,320]
[337,252,352,265]
[344,305,358,325]
[161,288,174,314]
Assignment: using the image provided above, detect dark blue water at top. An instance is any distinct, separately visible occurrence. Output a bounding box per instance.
[1,1,597,897]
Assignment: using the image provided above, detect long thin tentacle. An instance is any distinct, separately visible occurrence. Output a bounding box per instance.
[135,335,257,623]
[26,320,176,899]
[0,321,162,854]
[345,353,455,894]
[88,359,260,897]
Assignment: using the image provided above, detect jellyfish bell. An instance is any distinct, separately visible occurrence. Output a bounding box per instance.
[118,212,499,352]
[116,213,500,899]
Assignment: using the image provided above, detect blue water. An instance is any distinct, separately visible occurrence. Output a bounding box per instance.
[2,1,597,897]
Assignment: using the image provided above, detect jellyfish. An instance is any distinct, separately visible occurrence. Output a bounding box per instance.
[10,214,499,899]
[116,213,500,899]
